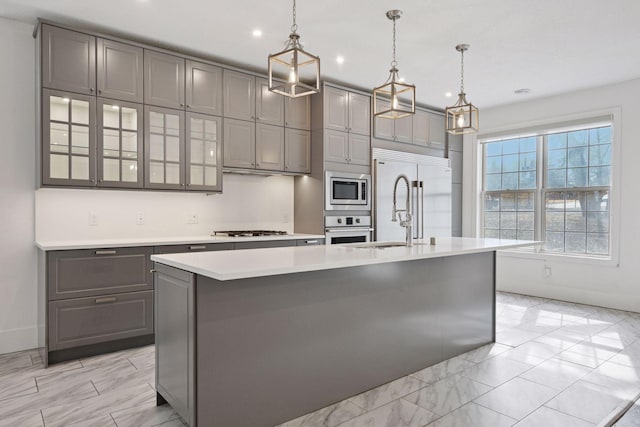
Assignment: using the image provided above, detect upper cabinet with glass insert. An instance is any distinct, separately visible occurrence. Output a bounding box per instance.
[42,89,96,186]
[97,99,143,188]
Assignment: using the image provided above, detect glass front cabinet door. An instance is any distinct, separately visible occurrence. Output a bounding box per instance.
[42,89,96,186]
[144,106,185,190]
[97,99,143,188]
[186,113,222,192]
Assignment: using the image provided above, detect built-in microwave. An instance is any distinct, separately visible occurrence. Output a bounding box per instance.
[325,171,371,211]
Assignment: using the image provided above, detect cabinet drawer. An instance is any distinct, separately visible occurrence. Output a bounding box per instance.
[48,290,153,351]
[48,247,153,300]
[154,243,233,254]
[296,238,325,246]
[234,240,297,250]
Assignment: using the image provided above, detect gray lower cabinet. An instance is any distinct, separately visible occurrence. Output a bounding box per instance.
[41,25,96,95]
[223,118,255,169]
[234,240,297,250]
[48,290,154,351]
[97,38,143,103]
[285,128,311,173]
[186,60,223,116]
[144,50,186,110]
[48,247,153,300]
[256,124,285,171]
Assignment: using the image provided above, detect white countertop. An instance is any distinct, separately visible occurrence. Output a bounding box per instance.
[150,237,540,281]
[35,234,325,250]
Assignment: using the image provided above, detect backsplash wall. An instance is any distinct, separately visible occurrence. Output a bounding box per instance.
[36,173,294,241]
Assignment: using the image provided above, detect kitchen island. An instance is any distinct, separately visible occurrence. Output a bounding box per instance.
[151,237,537,427]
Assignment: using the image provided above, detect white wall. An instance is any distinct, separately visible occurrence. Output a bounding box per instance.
[463,78,640,313]
[0,18,37,354]
[36,175,294,241]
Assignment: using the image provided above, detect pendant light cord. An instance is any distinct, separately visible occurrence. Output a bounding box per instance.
[391,16,397,68]
[460,49,465,93]
[291,0,298,33]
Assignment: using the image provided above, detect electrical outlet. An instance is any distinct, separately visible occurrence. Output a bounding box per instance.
[187,213,198,224]
[89,211,98,226]
[136,212,144,225]
[544,267,552,278]
[283,213,290,223]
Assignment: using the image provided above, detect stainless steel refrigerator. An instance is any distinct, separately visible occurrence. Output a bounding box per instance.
[373,149,452,242]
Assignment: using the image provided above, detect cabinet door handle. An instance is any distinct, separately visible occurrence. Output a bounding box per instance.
[150,269,157,273]
[98,89,102,94]
[189,245,206,250]
[95,250,117,255]
[95,297,117,304]
[180,103,184,107]
[90,88,94,92]
[187,105,191,108]
[256,163,260,167]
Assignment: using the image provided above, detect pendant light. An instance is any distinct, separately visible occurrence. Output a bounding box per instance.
[445,44,479,134]
[268,0,320,98]
[373,10,415,119]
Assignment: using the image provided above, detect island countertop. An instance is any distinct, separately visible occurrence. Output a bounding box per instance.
[150,237,539,281]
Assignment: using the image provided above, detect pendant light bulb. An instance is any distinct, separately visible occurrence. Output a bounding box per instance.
[457,113,466,127]
[288,66,297,84]
[392,95,399,109]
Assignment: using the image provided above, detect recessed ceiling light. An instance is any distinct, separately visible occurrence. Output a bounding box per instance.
[336,55,345,64]
[445,92,453,98]
[514,88,531,94]
[252,29,263,38]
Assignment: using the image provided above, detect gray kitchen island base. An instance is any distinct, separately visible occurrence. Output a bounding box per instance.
[154,251,496,427]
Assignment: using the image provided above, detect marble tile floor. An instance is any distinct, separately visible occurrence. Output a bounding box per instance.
[1,291,640,426]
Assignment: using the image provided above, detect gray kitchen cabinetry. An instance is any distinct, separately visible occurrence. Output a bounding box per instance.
[256,124,285,171]
[412,109,430,146]
[256,78,285,126]
[185,60,223,116]
[97,98,144,188]
[186,113,223,192]
[45,246,154,361]
[325,86,370,136]
[448,134,463,237]
[41,25,96,95]
[144,50,185,110]
[284,96,311,130]
[97,38,143,103]
[324,129,369,166]
[42,88,97,187]
[223,118,256,169]
[285,128,311,173]
[223,69,256,121]
[373,100,413,143]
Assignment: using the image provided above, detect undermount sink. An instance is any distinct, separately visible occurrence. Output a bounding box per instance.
[352,241,408,249]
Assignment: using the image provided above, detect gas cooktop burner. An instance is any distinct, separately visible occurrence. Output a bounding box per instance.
[212,230,289,237]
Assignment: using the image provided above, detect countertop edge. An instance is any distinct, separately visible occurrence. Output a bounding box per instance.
[35,234,326,251]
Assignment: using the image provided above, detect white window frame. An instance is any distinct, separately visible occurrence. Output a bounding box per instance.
[472,107,621,267]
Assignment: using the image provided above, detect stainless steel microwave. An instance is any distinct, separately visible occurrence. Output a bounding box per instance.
[325,171,371,211]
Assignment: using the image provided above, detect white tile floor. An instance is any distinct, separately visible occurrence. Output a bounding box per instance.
[1,291,639,426]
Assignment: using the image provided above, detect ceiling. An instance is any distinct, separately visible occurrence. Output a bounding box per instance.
[1,0,640,109]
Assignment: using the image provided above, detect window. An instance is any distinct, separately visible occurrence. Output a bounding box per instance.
[482,124,612,257]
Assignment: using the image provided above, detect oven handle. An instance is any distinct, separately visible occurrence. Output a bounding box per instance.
[325,227,374,233]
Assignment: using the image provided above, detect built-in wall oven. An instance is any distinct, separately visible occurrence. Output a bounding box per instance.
[325,172,371,211]
[325,216,373,245]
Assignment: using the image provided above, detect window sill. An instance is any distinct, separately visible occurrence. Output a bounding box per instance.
[497,248,619,267]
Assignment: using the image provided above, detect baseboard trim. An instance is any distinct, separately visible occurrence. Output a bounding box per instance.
[48,334,155,365]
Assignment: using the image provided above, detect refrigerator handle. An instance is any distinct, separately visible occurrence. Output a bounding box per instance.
[420,180,425,239]
[411,180,419,239]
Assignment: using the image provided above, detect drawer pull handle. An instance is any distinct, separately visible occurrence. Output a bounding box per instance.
[95,297,117,304]
[305,240,318,244]
[150,269,157,273]
[189,245,206,250]
[95,250,117,255]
